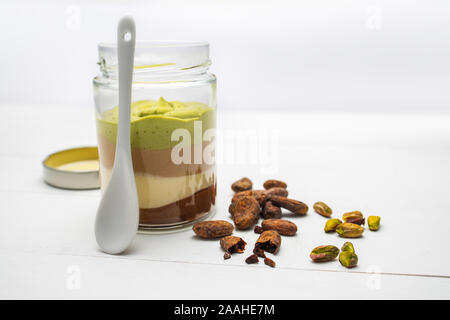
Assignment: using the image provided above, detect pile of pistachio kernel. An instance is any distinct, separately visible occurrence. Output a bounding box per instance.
[310,202,381,268]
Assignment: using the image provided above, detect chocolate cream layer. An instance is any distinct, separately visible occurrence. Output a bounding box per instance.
[96,98,216,224]
[139,184,216,225]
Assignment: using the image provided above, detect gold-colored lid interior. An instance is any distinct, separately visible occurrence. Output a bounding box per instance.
[44,147,99,172]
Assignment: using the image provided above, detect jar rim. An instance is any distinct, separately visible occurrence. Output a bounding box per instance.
[97,40,211,78]
[98,40,209,49]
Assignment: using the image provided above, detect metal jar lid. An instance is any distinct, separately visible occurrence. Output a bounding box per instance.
[42,146,100,190]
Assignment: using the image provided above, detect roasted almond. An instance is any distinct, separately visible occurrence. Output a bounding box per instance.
[193,220,234,239]
[263,179,287,189]
[231,177,253,192]
[262,219,298,236]
[233,196,260,230]
[232,190,267,206]
[265,187,288,198]
[268,195,308,215]
[261,201,282,219]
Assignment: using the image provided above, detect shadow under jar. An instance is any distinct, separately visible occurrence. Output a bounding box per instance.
[93,41,217,231]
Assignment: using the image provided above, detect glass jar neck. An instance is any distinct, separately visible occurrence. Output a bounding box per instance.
[97,41,211,81]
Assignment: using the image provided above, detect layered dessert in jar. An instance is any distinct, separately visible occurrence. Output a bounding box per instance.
[96,97,216,228]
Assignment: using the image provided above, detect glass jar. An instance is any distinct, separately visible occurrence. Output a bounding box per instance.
[93,41,217,231]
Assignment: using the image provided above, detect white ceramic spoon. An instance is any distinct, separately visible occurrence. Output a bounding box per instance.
[95,16,139,254]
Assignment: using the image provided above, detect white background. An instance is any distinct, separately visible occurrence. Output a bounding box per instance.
[1,0,450,112]
[1,1,450,300]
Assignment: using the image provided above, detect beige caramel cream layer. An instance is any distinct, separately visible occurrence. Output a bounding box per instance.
[100,166,215,209]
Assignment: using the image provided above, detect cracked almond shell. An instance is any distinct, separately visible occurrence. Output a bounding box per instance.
[255,230,282,254]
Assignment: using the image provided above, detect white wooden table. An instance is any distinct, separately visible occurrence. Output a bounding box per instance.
[1,104,449,299]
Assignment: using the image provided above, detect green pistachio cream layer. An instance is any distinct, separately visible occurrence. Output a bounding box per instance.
[96,97,215,150]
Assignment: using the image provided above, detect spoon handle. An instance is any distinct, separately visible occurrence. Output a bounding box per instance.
[115,16,136,167]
